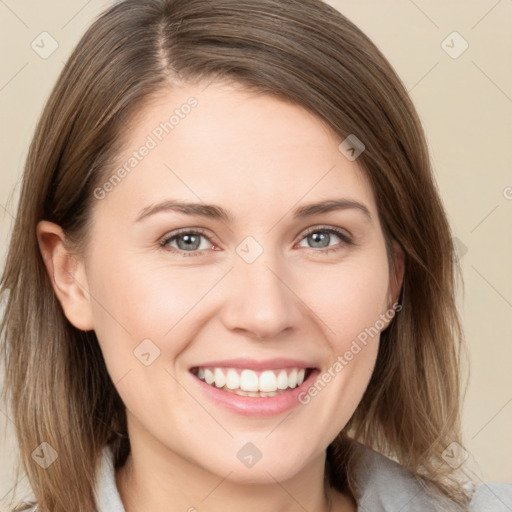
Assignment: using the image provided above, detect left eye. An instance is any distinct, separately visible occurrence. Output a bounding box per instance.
[297,228,350,250]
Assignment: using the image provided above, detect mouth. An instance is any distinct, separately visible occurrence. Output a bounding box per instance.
[190,366,314,398]
[188,360,320,416]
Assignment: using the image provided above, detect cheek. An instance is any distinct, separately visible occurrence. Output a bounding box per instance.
[86,253,227,375]
[298,256,391,346]
[298,271,386,442]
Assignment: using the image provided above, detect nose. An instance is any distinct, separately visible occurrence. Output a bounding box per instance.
[219,252,303,339]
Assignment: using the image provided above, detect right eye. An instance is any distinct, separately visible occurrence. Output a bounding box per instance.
[159,229,217,257]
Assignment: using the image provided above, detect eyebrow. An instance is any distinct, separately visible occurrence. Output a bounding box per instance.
[135,198,372,224]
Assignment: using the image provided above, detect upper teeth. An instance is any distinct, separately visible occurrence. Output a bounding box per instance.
[196,367,307,392]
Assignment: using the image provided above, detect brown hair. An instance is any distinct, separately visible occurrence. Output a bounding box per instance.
[1,0,471,510]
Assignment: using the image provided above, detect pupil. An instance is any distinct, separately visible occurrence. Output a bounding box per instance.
[178,234,200,251]
[310,232,329,248]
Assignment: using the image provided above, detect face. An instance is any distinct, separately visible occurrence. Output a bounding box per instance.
[50,81,403,483]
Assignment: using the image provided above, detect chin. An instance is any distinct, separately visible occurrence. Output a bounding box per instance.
[201,448,316,485]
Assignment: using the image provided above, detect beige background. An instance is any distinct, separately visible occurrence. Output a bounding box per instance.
[1,0,511,506]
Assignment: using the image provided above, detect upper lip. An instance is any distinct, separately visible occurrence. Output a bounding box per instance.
[190,358,318,371]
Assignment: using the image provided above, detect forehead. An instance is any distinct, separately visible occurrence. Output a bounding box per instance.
[93,81,377,224]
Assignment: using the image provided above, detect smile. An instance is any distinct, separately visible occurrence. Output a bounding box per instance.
[189,360,320,416]
[191,367,311,397]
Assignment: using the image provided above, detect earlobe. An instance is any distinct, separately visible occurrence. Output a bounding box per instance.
[36,220,95,331]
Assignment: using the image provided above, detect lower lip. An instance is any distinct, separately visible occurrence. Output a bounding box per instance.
[190,369,320,417]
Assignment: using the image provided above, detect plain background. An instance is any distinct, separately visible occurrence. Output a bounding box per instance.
[1,0,511,506]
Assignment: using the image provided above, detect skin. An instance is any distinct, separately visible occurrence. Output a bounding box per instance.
[38,80,404,512]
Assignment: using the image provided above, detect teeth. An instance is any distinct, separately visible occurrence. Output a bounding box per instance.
[225,369,240,390]
[195,367,310,393]
[288,368,298,388]
[240,369,259,391]
[204,368,214,385]
[214,368,226,388]
[259,370,277,392]
[277,370,288,389]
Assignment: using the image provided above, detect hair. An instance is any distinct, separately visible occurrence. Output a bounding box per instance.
[1,0,472,510]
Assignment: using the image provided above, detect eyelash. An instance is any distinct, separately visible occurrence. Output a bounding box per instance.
[158,225,354,258]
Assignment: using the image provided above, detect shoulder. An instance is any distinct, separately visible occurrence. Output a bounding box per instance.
[469,481,512,511]
[350,442,512,511]
[351,445,458,511]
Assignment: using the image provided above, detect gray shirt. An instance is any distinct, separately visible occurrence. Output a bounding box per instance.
[90,444,512,512]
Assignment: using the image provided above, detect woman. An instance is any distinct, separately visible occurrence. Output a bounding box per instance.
[1,1,510,511]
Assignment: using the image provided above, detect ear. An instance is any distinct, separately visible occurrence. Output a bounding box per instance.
[387,239,405,308]
[36,220,94,331]
[379,240,405,332]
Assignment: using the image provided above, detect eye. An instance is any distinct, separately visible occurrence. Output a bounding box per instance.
[159,229,215,256]
[297,226,353,253]
[158,225,353,257]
